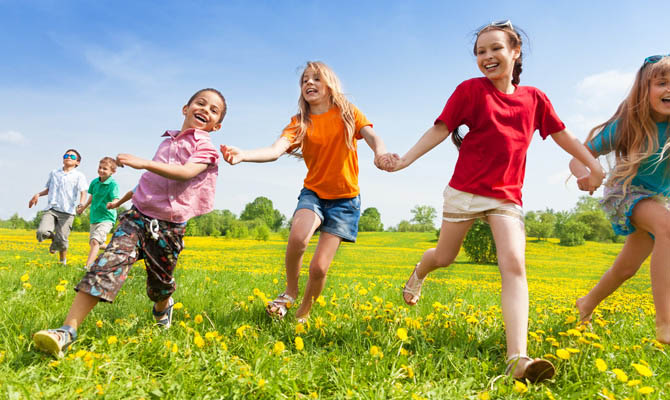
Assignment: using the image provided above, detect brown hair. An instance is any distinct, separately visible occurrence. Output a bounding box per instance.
[187,88,227,123]
[99,156,118,173]
[585,56,670,194]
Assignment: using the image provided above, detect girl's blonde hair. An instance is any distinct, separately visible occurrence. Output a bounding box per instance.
[286,61,356,157]
[586,56,670,194]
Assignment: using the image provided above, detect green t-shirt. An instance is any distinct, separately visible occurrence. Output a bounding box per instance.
[88,177,120,224]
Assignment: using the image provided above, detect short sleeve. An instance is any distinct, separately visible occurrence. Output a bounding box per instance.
[187,138,220,166]
[353,106,372,140]
[534,90,566,139]
[78,174,88,192]
[587,122,617,155]
[435,81,471,132]
[45,171,53,189]
[111,181,120,199]
[87,180,95,194]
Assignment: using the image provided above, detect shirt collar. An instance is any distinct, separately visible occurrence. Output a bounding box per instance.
[162,128,211,140]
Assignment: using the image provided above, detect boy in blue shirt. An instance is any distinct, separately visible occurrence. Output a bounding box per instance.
[29,149,88,265]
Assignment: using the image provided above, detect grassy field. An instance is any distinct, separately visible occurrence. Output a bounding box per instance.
[0,228,668,399]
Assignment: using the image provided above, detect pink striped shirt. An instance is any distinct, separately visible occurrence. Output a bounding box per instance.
[133,129,219,223]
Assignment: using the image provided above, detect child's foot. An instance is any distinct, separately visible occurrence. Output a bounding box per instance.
[266,293,295,320]
[402,264,425,306]
[296,313,310,324]
[575,297,593,323]
[33,326,77,357]
[153,297,175,328]
[656,324,670,344]
[505,355,555,383]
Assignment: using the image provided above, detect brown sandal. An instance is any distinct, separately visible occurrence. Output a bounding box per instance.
[506,355,555,383]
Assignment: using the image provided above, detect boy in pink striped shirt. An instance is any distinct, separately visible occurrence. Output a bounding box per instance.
[33,88,226,356]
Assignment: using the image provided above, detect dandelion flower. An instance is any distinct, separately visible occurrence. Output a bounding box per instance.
[595,358,607,372]
[56,285,66,292]
[370,346,383,359]
[107,336,118,345]
[513,380,528,394]
[638,386,654,394]
[20,273,29,282]
[631,363,653,377]
[396,328,408,341]
[194,314,203,324]
[173,302,184,310]
[194,334,205,348]
[556,349,570,360]
[273,341,285,355]
[295,323,306,335]
[295,336,304,351]
[478,392,490,400]
[612,368,628,382]
[96,320,103,328]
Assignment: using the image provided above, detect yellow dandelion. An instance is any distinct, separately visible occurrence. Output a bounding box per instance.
[545,389,556,400]
[627,379,641,386]
[566,348,580,353]
[595,358,607,372]
[236,324,251,338]
[23,282,32,290]
[295,336,304,351]
[478,392,490,400]
[257,378,266,388]
[173,302,184,310]
[55,285,66,292]
[96,384,104,395]
[96,320,103,328]
[565,315,576,324]
[316,296,326,307]
[556,349,570,360]
[59,279,68,285]
[612,368,628,382]
[194,334,205,348]
[396,328,408,341]
[401,364,414,378]
[20,273,29,282]
[194,314,203,324]
[49,360,60,367]
[513,380,528,394]
[631,363,653,377]
[309,392,318,399]
[638,386,654,394]
[295,323,306,335]
[107,336,118,345]
[273,341,285,355]
[370,345,383,358]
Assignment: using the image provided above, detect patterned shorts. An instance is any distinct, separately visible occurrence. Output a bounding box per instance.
[75,208,186,303]
[601,183,669,236]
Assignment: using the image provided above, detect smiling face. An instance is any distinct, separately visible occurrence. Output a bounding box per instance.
[475,29,520,87]
[97,161,114,181]
[649,71,670,122]
[182,90,225,132]
[301,68,331,109]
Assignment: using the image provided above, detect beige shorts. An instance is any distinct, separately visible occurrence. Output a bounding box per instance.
[442,186,524,224]
[90,221,114,244]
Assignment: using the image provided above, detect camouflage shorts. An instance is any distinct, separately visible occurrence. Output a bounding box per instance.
[76,208,186,303]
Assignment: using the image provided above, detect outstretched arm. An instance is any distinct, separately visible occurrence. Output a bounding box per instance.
[115,154,208,181]
[220,137,292,165]
[552,129,605,193]
[76,195,92,215]
[29,188,49,208]
[359,126,398,170]
[391,122,451,172]
[107,190,133,209]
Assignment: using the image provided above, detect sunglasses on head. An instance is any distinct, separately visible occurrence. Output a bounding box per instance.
[485,20,513,30]
[63,154,78,160]
[644,54,670,65]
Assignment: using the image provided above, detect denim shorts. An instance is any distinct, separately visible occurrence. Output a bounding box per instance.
[295,187,361,242]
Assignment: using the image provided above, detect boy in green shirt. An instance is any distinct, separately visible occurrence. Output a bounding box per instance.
[77,157,120,269]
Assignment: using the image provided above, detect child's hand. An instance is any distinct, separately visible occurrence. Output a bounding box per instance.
[106,201,117,210]
[76,204,84,215]
[374,153,400,171]
[28,194,39,208]
[116,154,147,170]
[577,169,605,195]
[220,145,244,165]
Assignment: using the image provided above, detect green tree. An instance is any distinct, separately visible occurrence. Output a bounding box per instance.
[556,217,589,246]
[410,205,437,229]
[240,197,285,231]
[462,219,497,264]
[525,209,556,241]
[358,207,384,232]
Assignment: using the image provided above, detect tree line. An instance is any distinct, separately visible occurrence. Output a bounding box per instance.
[1,195,615,246]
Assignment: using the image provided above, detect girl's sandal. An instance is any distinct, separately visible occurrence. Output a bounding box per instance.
[266,293,295,319]
[402,263,425,306]
[505,355,555,383]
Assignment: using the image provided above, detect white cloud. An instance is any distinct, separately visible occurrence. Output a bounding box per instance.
[0,130,27,145]
[575,69,635,113]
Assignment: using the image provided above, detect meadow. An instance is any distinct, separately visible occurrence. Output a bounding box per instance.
[0,228,667,399]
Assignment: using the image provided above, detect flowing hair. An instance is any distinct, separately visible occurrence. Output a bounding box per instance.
[452,22,526,149]
[285,61,357,157]
[585,56,670,194]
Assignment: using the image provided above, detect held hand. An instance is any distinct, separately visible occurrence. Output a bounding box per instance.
[220,144,244,165]
[76,204,84,215]
[116,153,147,170]
[106,201,118,210]
[28,194,39,208]
[374,153,400,172]
[577,171,605,195]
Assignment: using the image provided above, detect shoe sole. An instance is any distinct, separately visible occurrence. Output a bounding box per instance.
[33,332,62,356]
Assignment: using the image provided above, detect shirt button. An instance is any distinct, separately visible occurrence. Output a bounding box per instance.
[170,195,174,200]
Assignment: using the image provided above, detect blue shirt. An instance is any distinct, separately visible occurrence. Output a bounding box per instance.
[588,121,670,195]
[45,168,88,215]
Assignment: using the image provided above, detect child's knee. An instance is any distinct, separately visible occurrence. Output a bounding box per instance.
[308,263,329,281]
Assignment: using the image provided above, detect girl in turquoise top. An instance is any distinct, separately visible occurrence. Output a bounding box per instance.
[570,54,670,343]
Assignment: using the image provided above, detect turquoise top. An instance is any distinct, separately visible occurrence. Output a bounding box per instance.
[88,176,120,224]
[588,121,670,195]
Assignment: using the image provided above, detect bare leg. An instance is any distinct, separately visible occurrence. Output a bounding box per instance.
[270,209,321,313]
[488,215,529,376]
[629,199,670,343]
[403,219,473,304]
[86,239,102,267]
[59,249,67,264]
[63,291,100,330]
[154,297,171,313]
[576,230,652,322]
[294,232,342,319]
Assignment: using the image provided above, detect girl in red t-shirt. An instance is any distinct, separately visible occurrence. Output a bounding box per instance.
[380,21,605,382]
[221,61,392,322]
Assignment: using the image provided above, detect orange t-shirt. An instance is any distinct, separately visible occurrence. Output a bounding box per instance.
[281,106,372,199]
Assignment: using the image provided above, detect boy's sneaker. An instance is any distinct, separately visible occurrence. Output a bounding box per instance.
[152,297,175,328]
[33,326,77,357]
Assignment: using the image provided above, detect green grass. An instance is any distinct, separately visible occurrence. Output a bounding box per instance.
[0,228,668,399]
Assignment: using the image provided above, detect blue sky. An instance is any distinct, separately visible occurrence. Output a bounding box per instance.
[2,0,669,227]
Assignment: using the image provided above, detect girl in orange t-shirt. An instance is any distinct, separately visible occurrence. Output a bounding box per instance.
[221,61,392,321]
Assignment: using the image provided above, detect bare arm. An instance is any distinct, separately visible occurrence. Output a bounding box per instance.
[76,194,92,215]
[551,129,605,193]
[116,154,209,181]
[392,122,451,171]
[359,125,397,169]
[108,190,133,209]
[220,137,292,165]
[28,188,49,208]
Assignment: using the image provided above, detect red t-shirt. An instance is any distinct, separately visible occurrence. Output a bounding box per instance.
[436,77,565,205]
